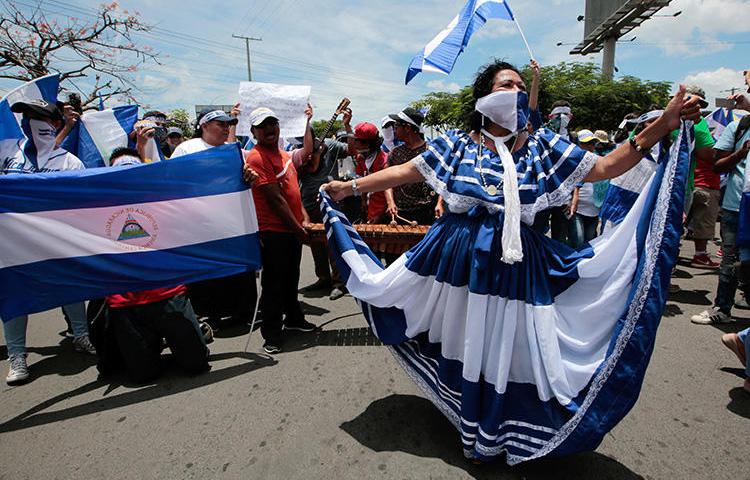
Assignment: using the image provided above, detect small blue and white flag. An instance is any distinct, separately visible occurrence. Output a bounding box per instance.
[0,144,261,320]
[0,75,61,168]
[60,105,140,168]
[705,107,746,141]
[405,0,516,84]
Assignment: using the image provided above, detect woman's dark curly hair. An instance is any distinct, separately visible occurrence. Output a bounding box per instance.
[468,59,520,132]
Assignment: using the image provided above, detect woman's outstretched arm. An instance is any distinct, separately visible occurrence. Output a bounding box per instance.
[321,161,424,202]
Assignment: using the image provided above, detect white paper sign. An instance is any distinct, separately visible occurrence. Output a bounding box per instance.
[237,81,311,138]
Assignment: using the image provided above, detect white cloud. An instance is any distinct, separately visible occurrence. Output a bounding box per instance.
[680,68,747,104]
[426,80,462,93]
[633,0,750,56]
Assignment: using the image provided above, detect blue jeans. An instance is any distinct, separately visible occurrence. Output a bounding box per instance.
[568,214,599,249]
[738,328,750,377]
[3,302,88,356]
[715,209,739,315]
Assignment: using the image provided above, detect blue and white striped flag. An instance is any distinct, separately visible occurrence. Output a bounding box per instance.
[0,144,261,320]
[405,0,516,84]
[705,107,746,141]
[60,105,140,168]
[0,75,60,169]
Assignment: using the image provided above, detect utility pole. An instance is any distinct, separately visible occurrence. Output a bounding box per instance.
[232,34,262,81]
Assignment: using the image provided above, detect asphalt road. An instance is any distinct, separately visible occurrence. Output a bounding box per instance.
[1,241,748,480]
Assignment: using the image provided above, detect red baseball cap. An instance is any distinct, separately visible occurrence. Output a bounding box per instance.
[348,122,380,141]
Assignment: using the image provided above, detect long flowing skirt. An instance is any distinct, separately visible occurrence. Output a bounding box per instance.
[321,132,690,465]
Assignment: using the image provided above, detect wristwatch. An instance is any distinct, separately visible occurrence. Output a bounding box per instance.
[351,178,361,197]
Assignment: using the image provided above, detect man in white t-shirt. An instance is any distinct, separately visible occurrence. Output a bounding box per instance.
[170,109,238,158]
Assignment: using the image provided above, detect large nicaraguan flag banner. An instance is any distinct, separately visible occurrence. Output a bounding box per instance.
[405,0,515,84]
[0,144,261,320]
[0,74,61,168]
[318,123,692,464]
[60,105,140,168]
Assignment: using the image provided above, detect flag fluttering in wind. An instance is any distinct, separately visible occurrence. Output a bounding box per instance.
[60,105,140,168]
[0,75,61,169]
[405,0,530,85]
[0,144,262,320]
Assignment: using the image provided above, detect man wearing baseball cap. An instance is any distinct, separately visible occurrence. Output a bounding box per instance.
[342,108,392,223]
[163,126,185,157]
[2,99,95,385]
[244,107,318,354]
[170,109,239,158]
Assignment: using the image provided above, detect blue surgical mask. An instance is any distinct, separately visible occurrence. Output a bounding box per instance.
[475,91,529,134]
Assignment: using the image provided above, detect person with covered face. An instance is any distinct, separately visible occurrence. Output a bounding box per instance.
[321,59,700,464]
[2,99,96,385]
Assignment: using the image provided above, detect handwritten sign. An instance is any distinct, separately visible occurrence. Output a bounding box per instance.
[237,81,311,138]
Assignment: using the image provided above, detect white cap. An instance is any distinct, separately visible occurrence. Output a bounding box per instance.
[248,107,279,127]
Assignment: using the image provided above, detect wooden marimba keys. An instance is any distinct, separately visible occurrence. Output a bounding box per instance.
[306,223,429,255]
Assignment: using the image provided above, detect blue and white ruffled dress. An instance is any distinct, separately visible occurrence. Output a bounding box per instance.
[320,126,692,465]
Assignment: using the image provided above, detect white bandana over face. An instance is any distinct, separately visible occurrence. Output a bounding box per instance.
[475,90,529,264]
[24,118,58,164]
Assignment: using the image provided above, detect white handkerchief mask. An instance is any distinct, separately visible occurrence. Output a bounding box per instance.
[23,118,58,161]
[475,90,529,135]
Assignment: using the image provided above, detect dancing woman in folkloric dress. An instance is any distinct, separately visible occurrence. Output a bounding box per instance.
[320,60,701,465]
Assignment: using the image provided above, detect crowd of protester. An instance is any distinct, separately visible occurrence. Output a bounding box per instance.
[2,65,749,396]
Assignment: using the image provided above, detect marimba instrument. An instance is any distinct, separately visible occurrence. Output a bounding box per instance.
[306,223,430,255]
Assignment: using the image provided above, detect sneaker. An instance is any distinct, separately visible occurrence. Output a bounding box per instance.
[721,333,747,367]
[199,321,214,344]
[735,294,750,310]
[300,279,332,293]
[329,286,347,301]
[6,354,29,385]
[690,254,720,269]
[284,319,318,332]
[690,307,732,325]
[73,335,97,355]
[262,341,282,354]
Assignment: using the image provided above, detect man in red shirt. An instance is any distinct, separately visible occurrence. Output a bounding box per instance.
[244,107,318,354]
[342,111,393,223]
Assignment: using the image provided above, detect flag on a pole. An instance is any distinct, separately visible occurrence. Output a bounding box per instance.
[405,0,517,85]
[60,105,140,168]
[0,144,261,320]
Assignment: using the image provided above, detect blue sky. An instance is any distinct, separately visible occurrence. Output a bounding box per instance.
[3,0,749,125]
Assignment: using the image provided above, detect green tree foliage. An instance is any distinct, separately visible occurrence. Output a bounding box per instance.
[311,119,344,139]
[412,62,671,133]
[167,108,193,138]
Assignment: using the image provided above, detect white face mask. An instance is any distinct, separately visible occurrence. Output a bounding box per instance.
[25,118,58,160]
[475,91,529,134]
